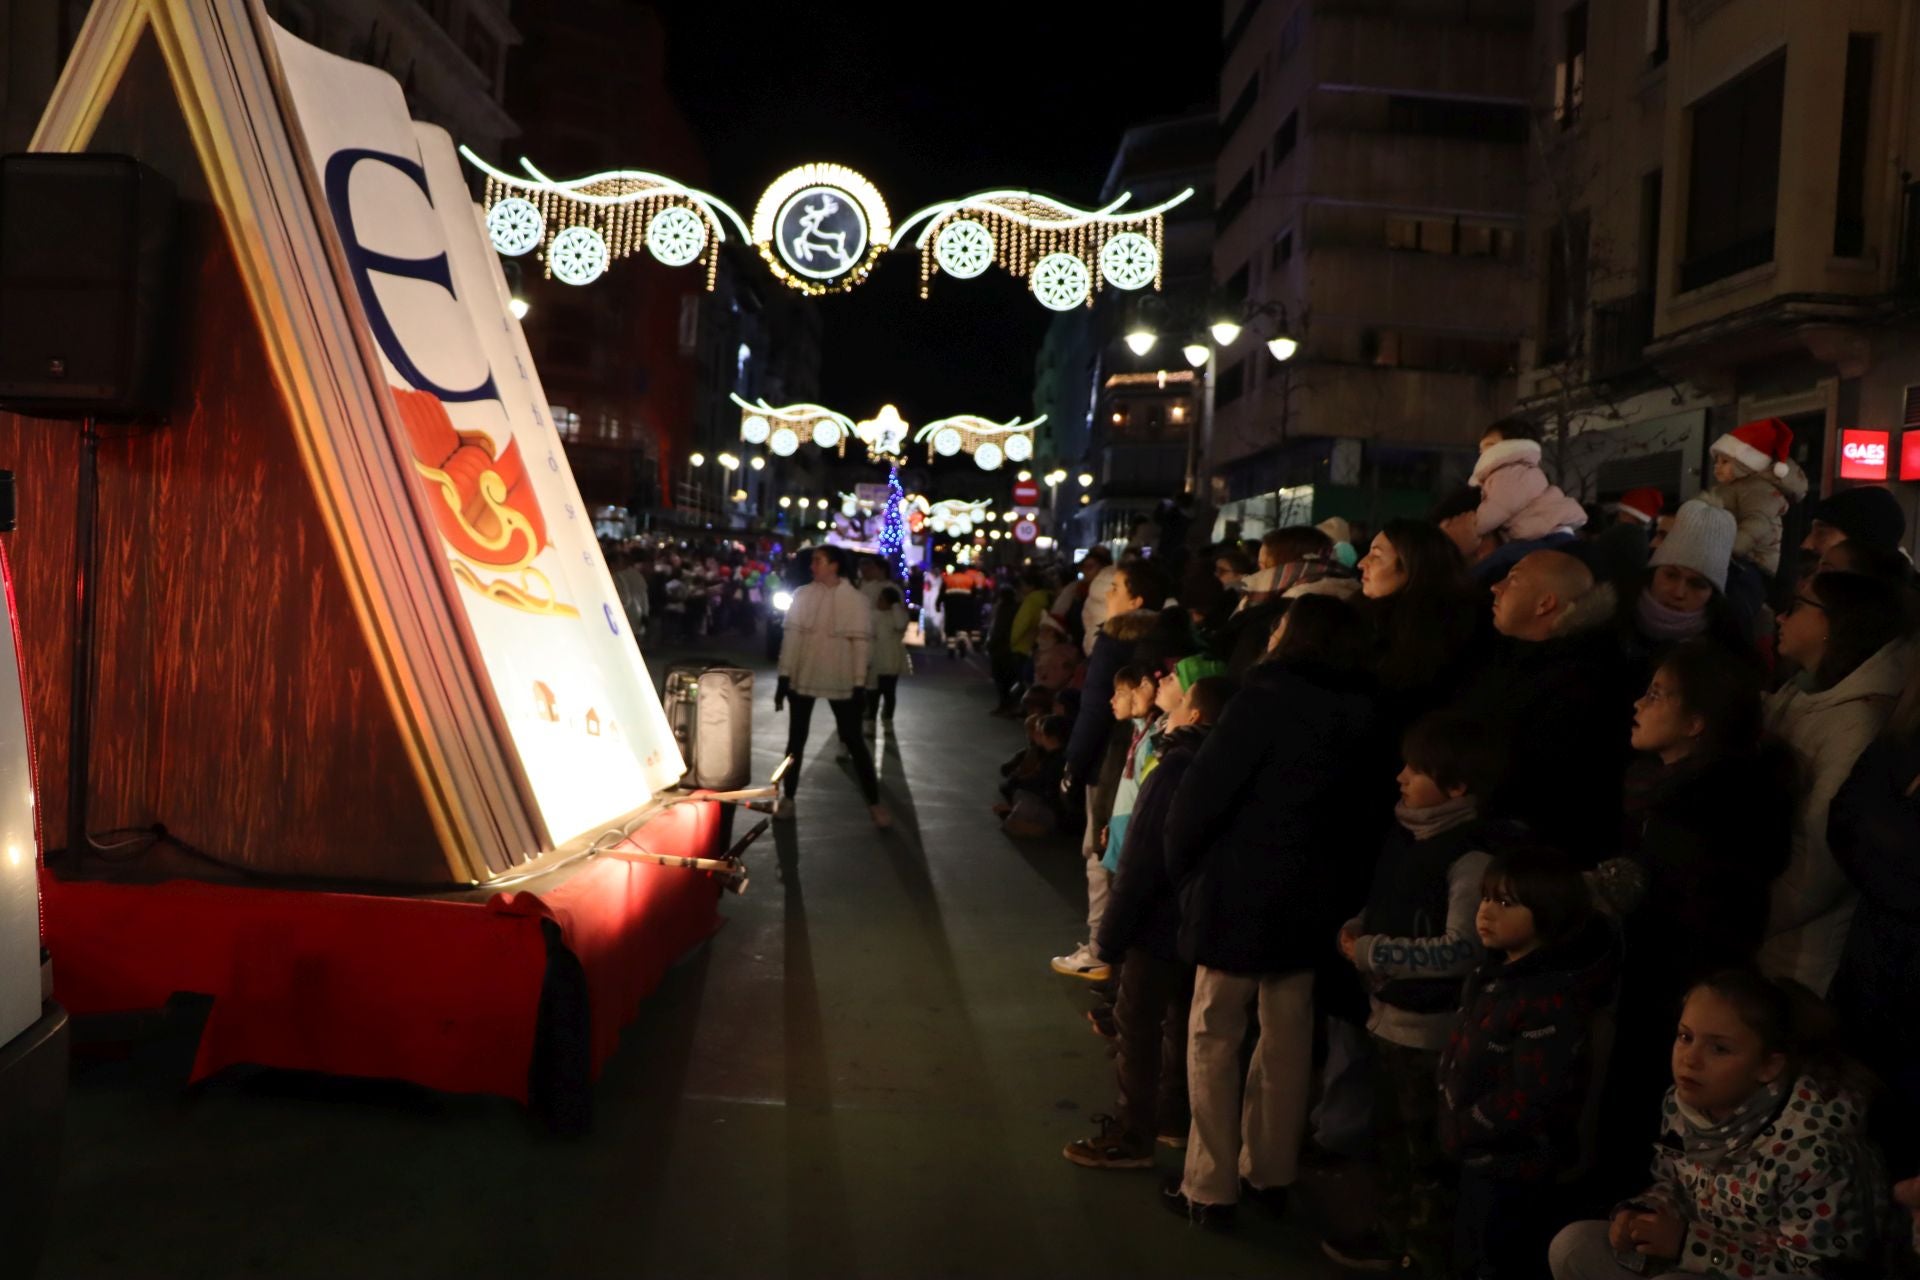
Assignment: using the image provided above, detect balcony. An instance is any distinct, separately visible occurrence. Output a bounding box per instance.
[1589,292,1654,383]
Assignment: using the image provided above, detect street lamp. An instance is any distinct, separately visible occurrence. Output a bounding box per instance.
[688,452,706,468]
[749,455,765,471]
[1124,327,1156,357]
[1208,319,1243,347]
[717,452,739,471]
[1077,472,1094,487]
[1181,342,1212,369]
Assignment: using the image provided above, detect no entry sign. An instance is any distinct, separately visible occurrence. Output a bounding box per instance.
[1012,479,1039,506]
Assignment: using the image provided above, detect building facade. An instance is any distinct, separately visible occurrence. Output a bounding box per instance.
[1516,0,1920,552]
[1209,0,1534,537]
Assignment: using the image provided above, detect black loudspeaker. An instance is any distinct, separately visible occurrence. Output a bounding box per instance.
[0,153,177,418]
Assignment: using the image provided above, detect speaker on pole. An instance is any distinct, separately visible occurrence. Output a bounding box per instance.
[0,153,177,420]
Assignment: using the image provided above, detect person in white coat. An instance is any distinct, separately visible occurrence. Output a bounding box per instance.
[866,584,909,725]
[776,545,891,827]
[1760,570,1911,994]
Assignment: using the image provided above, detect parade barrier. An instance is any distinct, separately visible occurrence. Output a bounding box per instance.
[0,0,730,1116]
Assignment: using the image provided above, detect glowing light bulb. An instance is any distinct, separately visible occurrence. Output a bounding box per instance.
[1124,329,1156,356]
[749,456,766,470]
[1016,470,1032,482]
[1267,335,1299,362]
[779,496,792,508]
[508,296,530,320]
[1182,343,1211,369]
[1077,473,1094,487]
[1209,320,1243,347]
[689,452,706,467]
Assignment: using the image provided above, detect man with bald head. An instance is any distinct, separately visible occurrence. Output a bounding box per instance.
[1459,549,1635,862]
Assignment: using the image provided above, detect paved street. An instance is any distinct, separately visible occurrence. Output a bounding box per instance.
[43,640,1343,1278]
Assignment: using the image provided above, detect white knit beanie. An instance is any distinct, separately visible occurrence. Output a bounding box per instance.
[1648,500,1736,594]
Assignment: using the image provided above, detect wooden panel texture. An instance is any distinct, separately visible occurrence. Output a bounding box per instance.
[0,32,448,883]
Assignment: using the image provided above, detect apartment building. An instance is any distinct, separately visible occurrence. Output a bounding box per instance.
[1520,0,1920,549]
[1209,0,1533,536]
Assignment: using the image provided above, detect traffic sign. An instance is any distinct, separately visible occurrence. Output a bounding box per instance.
[1012,479,1039,507]
[1013,517,1037,543]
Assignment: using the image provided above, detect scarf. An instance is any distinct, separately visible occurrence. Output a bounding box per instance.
[1673,1076,1789,1168]
[1636,588,1709,642]
[1393,793,1480,841]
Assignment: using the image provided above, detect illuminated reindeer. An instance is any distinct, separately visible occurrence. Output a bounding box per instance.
[788,193,856,271]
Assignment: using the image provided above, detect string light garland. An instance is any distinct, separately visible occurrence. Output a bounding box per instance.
[460,147,747,290]
[911,413,1043,469]
[892,187,1193,301]
[736,397,1037,471]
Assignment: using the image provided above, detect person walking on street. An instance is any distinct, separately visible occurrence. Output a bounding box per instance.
[776,545,891,828]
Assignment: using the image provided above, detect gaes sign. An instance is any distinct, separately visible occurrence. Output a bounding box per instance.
[1839,429,1890,481]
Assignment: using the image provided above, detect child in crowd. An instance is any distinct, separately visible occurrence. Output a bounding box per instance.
[1322,713,1509,1276]
[1701,417,1808,578]
[866,585,908,727]
[995,689,1060,809]
[1098,666,1159,869]
[1063,674,1236,1168]
[999,714,1072,839]
[1439,848,1619,1279]
[1549,970,1884,1279]
[1469,416,1588,582]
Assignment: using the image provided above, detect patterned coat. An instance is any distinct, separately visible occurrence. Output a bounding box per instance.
[1636,1075,1882,1276]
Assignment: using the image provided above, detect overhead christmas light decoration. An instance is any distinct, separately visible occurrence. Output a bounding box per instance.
[892,187,1193,301]
[460,146,748,289]
[731,394,858,457]
[751,163,892,296]
[911,413,1044,469]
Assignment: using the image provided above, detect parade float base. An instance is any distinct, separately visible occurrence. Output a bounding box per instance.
[39,798,726,1122]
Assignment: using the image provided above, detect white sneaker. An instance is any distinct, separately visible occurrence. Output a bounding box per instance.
[773,797,795,821]
[1050,944,1111,982]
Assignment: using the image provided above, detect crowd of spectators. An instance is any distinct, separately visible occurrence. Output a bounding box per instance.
[1003,417,1920,1278]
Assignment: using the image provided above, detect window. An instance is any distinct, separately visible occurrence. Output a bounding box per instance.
[1541,211,1590,364]
[1682,53,1785,291]
[1271,111,1298,168]
[1216,360,1246,406]
[1222,74,1260,143]
[1834,36,1875,257]
[1216,170,1254,232]
[1457,221,1518,258]
[1386,95,1528,144]
[1647,0,1670,67]
[1271,230,1294,269]
[1638,169,1663,293]
[1385,214,1514,257]
[1555,2,1589,130]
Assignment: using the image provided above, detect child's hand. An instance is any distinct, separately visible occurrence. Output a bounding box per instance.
[1627,1206,1684,1259]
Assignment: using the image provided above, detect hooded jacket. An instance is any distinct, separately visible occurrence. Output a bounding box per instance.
[1760,639,1912,995]
[1470,438,1589,543]
[1437,916,1620,1180]
[1096,723,1209,964]
[1701,460,1808,576]
[1164,658,1377,974]
[1636,1076,1883,1277]
[1064,606,1192,783]
[777,579,872,700]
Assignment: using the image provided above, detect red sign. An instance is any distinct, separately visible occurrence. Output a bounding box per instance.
[1013,517,1038,543]
[1839,429,1890,481]
[1011,479,1039,507]
[1902,431,1920,483]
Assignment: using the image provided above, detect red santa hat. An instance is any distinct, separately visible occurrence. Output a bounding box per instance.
[1710,418,1795,480]
[1614,487,1664,524]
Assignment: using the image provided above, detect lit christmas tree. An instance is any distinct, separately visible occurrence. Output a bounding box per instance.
[877,463,905,579]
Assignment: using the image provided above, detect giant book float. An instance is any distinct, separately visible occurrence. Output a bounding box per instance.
[0,0,683,884]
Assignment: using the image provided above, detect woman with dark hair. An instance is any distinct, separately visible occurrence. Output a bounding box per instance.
[1761,570,1913,994]
[1591,639,1793,1195]
[1160,594,1380,1226]
[1828,647,1920,1179]
[1355,518,1482,734]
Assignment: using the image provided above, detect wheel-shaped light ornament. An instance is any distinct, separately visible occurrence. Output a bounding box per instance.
[487,198,544,256]
[1099,232,1160,291]
[1003,432,1033,463]
[1030,252,1091,312]
[548,225,610,285]
[741,414,771,445]
[974,441,1005,471]
[934,219,995,279]
[932,427,964,458]
[769,426,800,457]
[811,420,842,450]
[645,206,708,267]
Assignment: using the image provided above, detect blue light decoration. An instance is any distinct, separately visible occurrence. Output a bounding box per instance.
[877,464,906,579]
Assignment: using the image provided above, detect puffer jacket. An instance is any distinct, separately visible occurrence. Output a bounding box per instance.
[1701,462,1808,576]
[1471,438,1589,542]
[1437,916,1619,1180]
[1760,639,1912,995]
[1635,1075,1884,1277]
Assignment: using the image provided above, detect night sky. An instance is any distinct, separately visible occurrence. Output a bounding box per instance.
[657,1,1217,425]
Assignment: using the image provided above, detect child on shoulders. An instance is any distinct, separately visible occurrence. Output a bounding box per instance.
[1469,416,1589,583]
[1700,418,1808,579]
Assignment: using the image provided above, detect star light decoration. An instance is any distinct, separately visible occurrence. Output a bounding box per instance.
[462,146,748,289]
[893,188,1194,308]
[913,413,1043,471]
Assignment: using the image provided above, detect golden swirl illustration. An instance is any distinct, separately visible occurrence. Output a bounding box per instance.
[414,460,542,572]
[450,560,581,618]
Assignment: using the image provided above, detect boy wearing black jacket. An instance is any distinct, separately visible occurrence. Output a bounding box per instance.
[1062,673,1235,1169]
